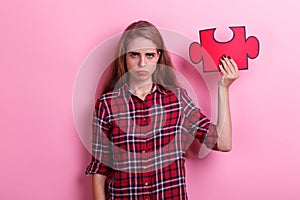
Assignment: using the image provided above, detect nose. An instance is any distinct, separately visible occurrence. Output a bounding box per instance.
[139,55,146,67]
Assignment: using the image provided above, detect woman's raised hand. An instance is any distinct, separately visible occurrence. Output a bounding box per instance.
[218,55,239,88]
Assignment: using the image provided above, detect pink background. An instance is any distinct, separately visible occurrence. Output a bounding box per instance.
[1,0,300,199]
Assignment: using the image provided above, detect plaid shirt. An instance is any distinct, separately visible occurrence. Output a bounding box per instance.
[85,83,219,200]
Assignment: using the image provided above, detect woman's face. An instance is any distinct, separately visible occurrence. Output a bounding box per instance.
[125,37,160,84]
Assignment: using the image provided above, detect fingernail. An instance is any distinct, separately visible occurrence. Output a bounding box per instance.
[228,56,231,59]
[223,54,227,58]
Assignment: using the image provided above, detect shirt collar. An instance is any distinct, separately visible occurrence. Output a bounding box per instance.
[120,82,167,96]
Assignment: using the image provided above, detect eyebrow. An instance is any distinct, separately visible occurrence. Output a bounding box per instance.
[128,51,157,55]
[128,51,140,54]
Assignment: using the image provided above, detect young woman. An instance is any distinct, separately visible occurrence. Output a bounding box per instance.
[86,20,239,200]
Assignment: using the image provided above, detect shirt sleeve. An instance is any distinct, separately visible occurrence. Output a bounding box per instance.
[85,97,113,176]
[181,89,219,151]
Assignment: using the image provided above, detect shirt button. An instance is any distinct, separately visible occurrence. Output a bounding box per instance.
[143,118,146,121]
[145,182,148,186]
[142,150,146,153]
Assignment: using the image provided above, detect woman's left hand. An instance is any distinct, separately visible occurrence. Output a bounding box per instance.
[218,56,239,88]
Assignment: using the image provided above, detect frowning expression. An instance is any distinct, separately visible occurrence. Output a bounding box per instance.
[125,37,160,83]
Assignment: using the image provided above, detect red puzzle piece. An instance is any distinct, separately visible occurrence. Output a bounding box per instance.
[189,26,260,72]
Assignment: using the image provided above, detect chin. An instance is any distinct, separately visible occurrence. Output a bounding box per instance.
[132,75,151,82]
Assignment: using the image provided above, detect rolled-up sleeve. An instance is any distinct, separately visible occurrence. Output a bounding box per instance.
[85,98,113,176]
[181,89,219,151]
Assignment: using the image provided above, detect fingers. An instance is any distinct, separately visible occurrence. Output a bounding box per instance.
[228,57,239,78]
[219,63,227,77]
[219,55,239,78]
[220,56,234,75]
[218,55,239,88]
[228,57,238,73]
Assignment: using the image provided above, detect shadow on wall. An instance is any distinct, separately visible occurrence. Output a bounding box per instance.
[76,51,215,199]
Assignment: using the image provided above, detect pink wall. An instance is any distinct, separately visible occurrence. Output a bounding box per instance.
[1,0,300,199]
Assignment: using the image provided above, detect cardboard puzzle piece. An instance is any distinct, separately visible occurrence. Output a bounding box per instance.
[189,26,260,72]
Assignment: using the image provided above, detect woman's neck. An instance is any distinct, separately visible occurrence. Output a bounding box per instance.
[129,79,153,100]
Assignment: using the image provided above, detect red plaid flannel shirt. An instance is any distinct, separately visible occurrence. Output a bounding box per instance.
[86,83,219,200]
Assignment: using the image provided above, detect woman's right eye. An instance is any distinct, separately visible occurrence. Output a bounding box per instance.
[129,52,139,58]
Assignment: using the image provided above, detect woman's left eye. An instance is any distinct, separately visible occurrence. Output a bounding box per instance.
[146,53,155,59]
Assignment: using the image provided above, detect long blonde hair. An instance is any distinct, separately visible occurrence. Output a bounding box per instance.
[100,20,180,95]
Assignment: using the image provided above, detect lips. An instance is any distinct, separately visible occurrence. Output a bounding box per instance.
[136,70,148,75]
